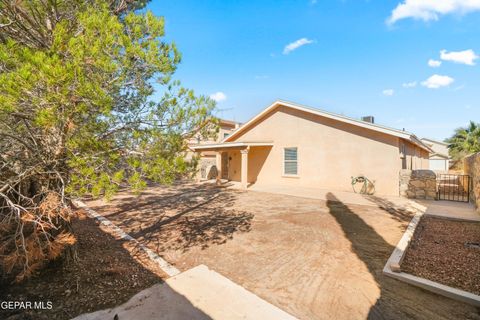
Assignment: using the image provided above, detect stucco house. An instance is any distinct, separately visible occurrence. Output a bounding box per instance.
[188,119,240,180]
[192,100,431,196]
[420,138,450,172]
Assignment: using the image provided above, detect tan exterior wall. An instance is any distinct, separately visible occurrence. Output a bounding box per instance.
[225,106,428,196]
[196,122,237,158]
[223,147,272,184]
[400,140,430,171]
[188,120,239,180]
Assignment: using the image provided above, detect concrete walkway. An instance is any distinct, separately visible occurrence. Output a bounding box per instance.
[416,199,480,221]
[74,265,296,320]
[228,183,480,221]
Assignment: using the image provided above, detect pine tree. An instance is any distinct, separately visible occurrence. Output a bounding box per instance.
[0,1,216,281]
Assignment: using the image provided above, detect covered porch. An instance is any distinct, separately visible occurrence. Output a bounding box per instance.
[191,141,273,189]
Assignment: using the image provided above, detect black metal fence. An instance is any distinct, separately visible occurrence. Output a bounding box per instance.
[436,174,471,202]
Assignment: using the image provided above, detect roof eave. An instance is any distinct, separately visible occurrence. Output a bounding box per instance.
[191,141,274,151]
[223,100,430,152]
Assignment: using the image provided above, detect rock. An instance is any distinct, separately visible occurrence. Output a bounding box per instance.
[415,190,426,198]
[399,169,437,200]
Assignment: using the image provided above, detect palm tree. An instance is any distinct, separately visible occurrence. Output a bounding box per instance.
[446,121,480,160]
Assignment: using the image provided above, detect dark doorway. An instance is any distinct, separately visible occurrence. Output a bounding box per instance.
[221,152,229,179]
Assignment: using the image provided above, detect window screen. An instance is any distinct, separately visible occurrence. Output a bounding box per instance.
[284,147,298,175]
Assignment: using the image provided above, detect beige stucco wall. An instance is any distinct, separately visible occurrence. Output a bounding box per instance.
[197,122,237,158]
[401,141,429,171]
[187,121,238,180]
[224,106,428,196]
[223,147,272,184]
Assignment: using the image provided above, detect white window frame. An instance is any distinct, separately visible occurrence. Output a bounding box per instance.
[283,147,299,177]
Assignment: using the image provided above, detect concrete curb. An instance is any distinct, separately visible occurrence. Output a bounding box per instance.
[73,200,181,278]
[383,212,480,307]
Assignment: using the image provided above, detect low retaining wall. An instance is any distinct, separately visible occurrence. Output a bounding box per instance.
[383,213,480,307]
[464,153,480,208]
[399,169,437,200]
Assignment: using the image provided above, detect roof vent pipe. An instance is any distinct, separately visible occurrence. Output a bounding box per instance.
[361,116,375,124]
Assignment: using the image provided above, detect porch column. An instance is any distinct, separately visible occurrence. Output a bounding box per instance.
[215,151,222,185]
[195,151,202,182]
[241,148,249,189]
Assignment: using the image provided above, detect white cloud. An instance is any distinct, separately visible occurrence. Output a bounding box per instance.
[382,89,395,96]
[402,81,417,88]
[421,74,454,89]
[387,0,480,25]
[428,59,442,67]
[209,91,227,102]
[283,38,314,55]
[440,49,478,65]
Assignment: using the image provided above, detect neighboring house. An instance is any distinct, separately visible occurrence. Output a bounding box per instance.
[189,119,240,180]
[420,138,450,172]
[192,100,431,196]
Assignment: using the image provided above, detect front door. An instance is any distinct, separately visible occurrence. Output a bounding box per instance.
[221,152,229,179]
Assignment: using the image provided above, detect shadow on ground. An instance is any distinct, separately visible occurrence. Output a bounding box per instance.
[0,213,212,320]
[363,195,416,223]
[90,183,254,253]
[326,192,479,320]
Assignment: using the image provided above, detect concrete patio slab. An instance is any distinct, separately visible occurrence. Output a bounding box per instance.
[73,264,296,320]
[85,182,478,319]
[232,183,480,221]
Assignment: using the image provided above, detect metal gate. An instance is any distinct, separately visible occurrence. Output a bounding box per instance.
[436,174,471,202]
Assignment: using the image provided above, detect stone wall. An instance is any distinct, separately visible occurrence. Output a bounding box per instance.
[464,153,480,208]
[198,157,216,180]
[399,169,437,200]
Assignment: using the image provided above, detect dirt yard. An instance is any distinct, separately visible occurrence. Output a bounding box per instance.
[0,211,163,320]
[86,182,480,320]
[402,216,480,295]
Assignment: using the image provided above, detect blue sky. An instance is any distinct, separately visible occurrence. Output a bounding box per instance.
[147,0,480,141]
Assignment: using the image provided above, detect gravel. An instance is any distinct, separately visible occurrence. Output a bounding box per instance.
[402,216,480,295]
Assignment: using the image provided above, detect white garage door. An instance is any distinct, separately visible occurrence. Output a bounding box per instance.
[429,159,448,172]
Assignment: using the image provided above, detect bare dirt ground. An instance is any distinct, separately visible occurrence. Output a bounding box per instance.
[87,182,480,320]
[0,211,163,320]
[402,216,480,295]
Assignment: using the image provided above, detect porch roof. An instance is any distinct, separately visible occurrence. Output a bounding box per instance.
[190,141,273,151]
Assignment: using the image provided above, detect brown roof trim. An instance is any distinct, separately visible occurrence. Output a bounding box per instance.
[224,100,432,152]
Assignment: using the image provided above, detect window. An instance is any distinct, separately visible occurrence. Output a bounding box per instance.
[223,132,230,139]
[284,147,298,175]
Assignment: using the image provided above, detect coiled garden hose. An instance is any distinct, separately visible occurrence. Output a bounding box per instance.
[351,176,375,195]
